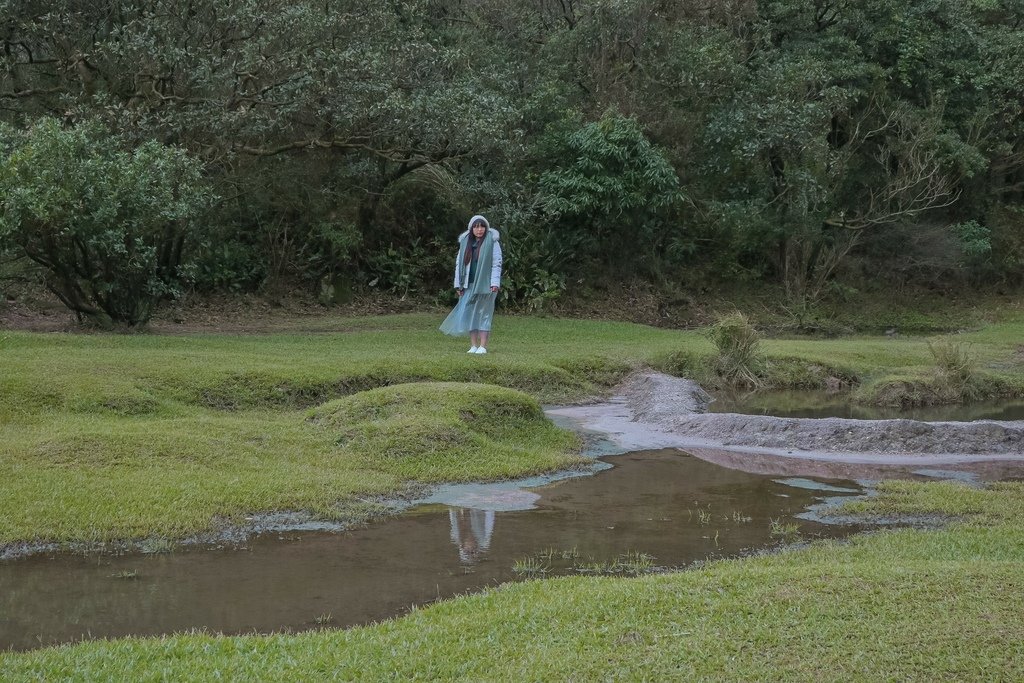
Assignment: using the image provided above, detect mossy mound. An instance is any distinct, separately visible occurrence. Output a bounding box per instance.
[856,372,1020,408]
[308,382,584,482]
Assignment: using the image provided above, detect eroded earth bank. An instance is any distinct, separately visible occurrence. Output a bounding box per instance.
[549,372,1024,481]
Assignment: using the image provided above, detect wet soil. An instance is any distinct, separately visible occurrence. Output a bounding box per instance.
[0,290,436,335]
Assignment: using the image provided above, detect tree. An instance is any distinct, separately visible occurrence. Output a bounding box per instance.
[0,118,213,325]
[3,0,1022,300]
[696,0,991,304]
[0,0,521,288]
[538,112,685,272]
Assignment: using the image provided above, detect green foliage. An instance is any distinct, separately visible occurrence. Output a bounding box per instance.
[538,112,685,269]
[540,113,683,217]
[0,0,522,300]
[953,220,992,252]
[0,118,212,325]
[504,266,565,314]
[691,0,1015,301]
[365,238,446,296]
[499,226,572,312]
[190,239,268,292]
[2,0,1023,298]
[304,219,362,279]
[987,208,1024,284]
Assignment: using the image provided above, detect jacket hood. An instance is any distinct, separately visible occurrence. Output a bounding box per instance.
[459,215,499,241]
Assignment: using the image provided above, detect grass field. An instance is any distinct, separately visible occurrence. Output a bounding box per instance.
[2,312,1023,547]
[3,480,1023,681]
[2,311,1024,680]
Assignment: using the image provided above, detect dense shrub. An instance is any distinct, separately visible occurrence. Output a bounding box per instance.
[0,119,213,326]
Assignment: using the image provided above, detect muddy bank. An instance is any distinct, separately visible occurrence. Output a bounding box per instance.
[0,494,421,562]
[0,464,608,562]
[548,372,1024,478]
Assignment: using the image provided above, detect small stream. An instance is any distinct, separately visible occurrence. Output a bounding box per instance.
[0,449,875,652]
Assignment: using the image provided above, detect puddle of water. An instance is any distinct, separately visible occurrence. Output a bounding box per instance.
[772,478,860,494]
[0,450,866,652]
[708,389,1024,422]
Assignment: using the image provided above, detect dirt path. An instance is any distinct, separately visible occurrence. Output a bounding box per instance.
[548,372,1024,481]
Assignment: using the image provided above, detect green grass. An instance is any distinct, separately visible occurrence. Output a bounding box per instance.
[758,320,1024,403]
[3,312,1024,548]
[3,312,1024,678]
[0,384,582,545]
[1,315,670,546]
[0,315,678,415]
[3,481,1023,681]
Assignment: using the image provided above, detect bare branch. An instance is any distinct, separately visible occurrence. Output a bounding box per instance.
[825,107,962,229]
[0,87,65,99]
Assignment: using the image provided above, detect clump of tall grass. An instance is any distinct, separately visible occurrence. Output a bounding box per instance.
[648,348,707,380]
[574,551,660,576]
[859,337,994,407]
[928,338,981,402]
[768,518,801,542]
[110,569,140,579]
[706,312,764,388]
[512,555,550,577]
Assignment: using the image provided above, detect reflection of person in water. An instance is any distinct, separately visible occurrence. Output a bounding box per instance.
[449,508,495,564]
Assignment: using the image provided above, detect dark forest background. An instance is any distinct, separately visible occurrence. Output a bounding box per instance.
[2,0,1023,325]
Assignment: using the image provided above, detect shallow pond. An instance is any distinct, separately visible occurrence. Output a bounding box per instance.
[709,389,1024,422]
[1,449,876,651]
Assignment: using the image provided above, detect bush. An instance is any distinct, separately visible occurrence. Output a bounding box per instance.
[0,118,213,326]
[537,112,685,270]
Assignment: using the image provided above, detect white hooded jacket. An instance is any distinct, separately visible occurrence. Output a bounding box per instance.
[453,215,502,290]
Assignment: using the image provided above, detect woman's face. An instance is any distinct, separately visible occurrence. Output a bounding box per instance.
[472,222,487,238]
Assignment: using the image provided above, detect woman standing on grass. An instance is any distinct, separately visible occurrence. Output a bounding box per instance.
[440,215,502,353]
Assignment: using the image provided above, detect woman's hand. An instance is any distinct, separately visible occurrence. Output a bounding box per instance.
[490,286,498,293]
[457,289,464,297]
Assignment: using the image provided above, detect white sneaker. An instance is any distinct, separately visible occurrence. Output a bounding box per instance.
[468,346,478,354]
[475,347,487,354]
